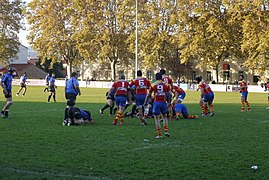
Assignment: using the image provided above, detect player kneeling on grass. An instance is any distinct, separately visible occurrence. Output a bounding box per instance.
[63,107,93,126]
[174,99,198,120]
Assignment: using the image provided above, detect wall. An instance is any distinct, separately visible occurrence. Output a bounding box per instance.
[12,79,267,93]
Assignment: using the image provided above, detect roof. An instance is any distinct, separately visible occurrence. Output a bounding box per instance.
[0,63,47,79]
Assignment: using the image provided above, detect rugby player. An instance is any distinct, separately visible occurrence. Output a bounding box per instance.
[16,72,27,96]
[196,76,215,117]
[64,72,81,122]
[63,107,93,126]
[144,73,172,139]
[1,68,16,118]
[43,73,50,92]
[174,100,198,119]
[129,70,151,125]
[100,89,117,116]
[109,73,130,125]
[47,73,57,103]
[160,69,174,120]
[239,74,251,111]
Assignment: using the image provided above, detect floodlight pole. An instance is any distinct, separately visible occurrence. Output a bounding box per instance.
[135,0,138,78]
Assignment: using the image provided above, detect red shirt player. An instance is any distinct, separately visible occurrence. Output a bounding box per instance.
[173,83,186,102]
[129,70,151,124]
[160,69,174,120]
[110,74,130,125]
[144,73,171,139]
[239,74,250,111]
[196,76,215,117]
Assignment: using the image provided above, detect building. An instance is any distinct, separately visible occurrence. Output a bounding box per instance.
[0,44,47,79]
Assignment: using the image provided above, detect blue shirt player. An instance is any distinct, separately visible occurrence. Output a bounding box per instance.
[47,73,56,103]
[16,72,27,96]
[1,68,16,118]
[64,72,81,123]
[44,74,51,92]
[174,100,198,120]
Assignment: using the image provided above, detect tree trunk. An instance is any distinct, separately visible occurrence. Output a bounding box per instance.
[110,59,116,81]
[215,64,219,83]
[66,61,72,78]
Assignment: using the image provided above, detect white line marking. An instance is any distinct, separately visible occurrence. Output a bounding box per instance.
[1,167,109,179]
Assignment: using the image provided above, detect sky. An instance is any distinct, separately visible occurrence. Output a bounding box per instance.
[18,0,31,47]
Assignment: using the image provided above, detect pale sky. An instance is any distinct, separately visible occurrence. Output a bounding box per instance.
[18,0,31,47]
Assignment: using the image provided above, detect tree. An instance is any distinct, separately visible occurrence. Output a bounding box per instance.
[36,58,65,78]
[135,0,179,70]
[177,0,235,82]
[239,1,269,79]
[0,0,24,64]
[27,0,82,77]
[73,0,135,80]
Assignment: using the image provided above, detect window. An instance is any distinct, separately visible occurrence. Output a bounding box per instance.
[253,75,260,83]
[147,71,152,80]
[206,71,212,81]
[223,71,230,80]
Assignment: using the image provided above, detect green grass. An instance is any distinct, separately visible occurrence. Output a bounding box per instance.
[0,86,268,179]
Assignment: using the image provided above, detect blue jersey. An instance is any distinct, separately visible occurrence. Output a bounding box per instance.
[174,103,188,116]
[45,75,51,83]
[20,75,27,83]
[80,109,92,121]
[1,73,14,91]
[66,77,79,95]
[49,77,55,86]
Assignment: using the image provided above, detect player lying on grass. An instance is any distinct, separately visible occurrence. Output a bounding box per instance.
[63,107,93,126]
[174,99,198,120]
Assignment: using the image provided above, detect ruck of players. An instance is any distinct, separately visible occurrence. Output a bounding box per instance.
[98,69,204,139]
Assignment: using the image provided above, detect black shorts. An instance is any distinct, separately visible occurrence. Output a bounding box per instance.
[20,83,26,88]
[4,90,12,98]
[49,86,55,92]
[65,93,77,106]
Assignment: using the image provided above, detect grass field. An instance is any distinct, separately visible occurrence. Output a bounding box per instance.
[0,86,268,179]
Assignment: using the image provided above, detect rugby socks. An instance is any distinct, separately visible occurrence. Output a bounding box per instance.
[204,104,209,114]
[4,110,9,118]
[109,107,113,114]
[101,104,110,112]
[164,124,169,133]
[113,111,123,125]
[201,104,206,114]
[157,128,162,136]
[53,94,56,102]
[131,105,137,117]
[64,108,68,120]
[241,102,245,111]
[48,95,52,102]
[209,104,214,113]
[187,115,197,119]
[245,101,250,111]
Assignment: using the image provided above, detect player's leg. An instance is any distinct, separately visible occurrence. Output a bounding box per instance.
[100,100,110,116]
[245,92,250,111]
[209,93,215,116]
[53,91,56,102]
[136,94,146,124]
[113,96,126,125]
[22,86,27,96]
[267,93,269,110]
[241,92,246,111]
[16,87,23,96]
[153,103,162,138]
[1,96,12,118]
[161,102,170,137]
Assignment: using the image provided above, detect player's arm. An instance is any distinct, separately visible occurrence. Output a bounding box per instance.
[144,91,152,106]
[0,78,7,94]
